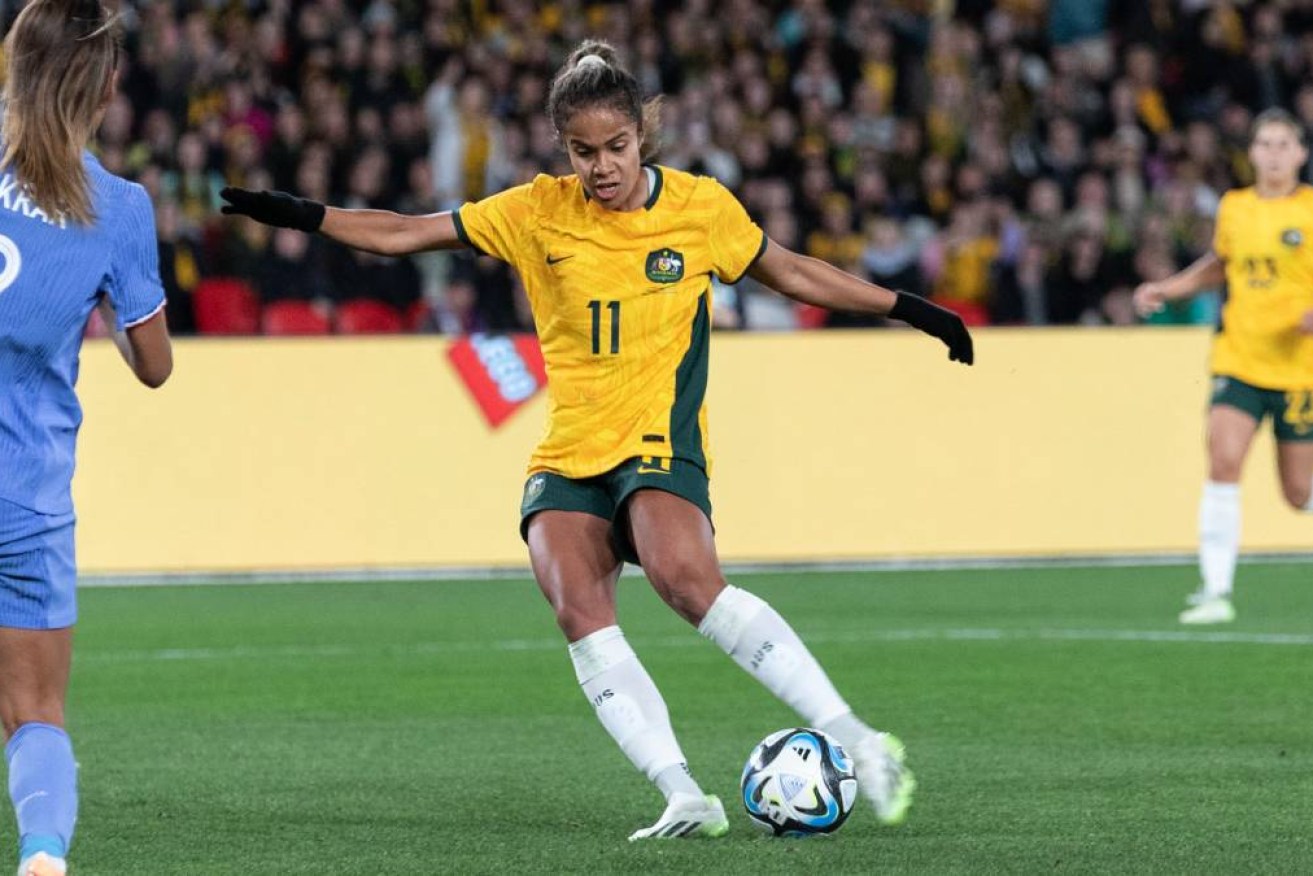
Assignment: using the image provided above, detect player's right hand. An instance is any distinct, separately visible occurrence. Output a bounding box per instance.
[1132,282,1168,317]
[220,188,326,233]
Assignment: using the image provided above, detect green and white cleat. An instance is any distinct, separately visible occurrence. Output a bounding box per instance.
[851,732,916,826]
[1180,596,1235,625]
[628,792,729,841]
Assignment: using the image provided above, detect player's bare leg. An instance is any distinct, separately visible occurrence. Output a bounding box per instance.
[527,511,720,839]
[527,510,621,642]
[1275,440,1313,511]
[1183,406,1260,623]
[625,490,915,825]
[0,628,74,875]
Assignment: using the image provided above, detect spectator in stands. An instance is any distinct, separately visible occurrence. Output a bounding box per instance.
[1045,227,1124,325]
[256,229,337,308]
[64,0,1309,335]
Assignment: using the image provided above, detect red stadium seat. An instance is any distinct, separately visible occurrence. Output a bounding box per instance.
[795,302,829,329]
[935,298,991,327]
[262,300,331,335]
[334,298,405,334]
[193,277,260,335]
[405,299,432,332]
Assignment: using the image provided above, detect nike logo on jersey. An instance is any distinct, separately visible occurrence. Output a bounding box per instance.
[546,253,574,266]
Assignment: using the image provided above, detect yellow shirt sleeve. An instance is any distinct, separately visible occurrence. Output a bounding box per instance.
[452,182,537,264]
[706,180,767,283]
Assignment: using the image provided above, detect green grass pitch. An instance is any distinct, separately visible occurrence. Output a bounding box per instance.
[23,562,1313,874]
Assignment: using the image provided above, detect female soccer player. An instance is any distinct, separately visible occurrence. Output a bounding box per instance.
[0,1,172,873]
[222,41,972,839]
[1134,108,1313,625]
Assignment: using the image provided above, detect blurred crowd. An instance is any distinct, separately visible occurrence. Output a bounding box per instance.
[46,0,1313,333]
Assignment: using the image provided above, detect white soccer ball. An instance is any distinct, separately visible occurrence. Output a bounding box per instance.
[740,727,858,837]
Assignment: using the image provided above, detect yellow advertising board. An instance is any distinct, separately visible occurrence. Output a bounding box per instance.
[72,329,1310,575]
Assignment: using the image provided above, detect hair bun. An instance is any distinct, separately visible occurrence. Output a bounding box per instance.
[575,54,607,71]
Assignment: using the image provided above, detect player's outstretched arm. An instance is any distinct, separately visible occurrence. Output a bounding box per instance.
[1133,252,1225,317]
[747,238,974,365]
[219,188,465,257]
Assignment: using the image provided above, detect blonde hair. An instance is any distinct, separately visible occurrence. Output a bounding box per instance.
[1250,107,1306,147]
[547,39,663,161]
[2,0,119,225]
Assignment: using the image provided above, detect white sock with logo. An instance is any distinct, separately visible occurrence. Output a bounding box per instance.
[1199,481,1241,598]
[698,585,851,727]
[568,626,701,800]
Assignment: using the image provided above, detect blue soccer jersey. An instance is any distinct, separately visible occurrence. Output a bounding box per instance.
[0,152,165,514]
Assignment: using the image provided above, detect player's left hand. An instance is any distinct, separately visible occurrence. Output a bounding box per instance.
[220,187,326,232]
[888,293,975,365]
[1299,309,1313,334]
[932,313,974,365]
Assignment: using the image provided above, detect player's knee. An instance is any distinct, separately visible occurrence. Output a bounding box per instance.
[1208,455,1245,482]
[644,554,723,625]
[548,599,613,642]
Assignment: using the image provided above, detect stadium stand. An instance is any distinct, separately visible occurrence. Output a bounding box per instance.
[64,0,1313,334]
[261,299,333,335]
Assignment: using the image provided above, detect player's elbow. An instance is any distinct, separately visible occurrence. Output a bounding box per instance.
[133,349,173,388]
[136,360,172,389]
[1281,480,1311,511]
[125,314,173,387]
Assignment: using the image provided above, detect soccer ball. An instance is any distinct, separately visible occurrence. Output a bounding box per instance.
[740,727,858,837]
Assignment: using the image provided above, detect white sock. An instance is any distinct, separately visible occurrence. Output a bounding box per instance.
[1199,481,1241,598]
[819,711,876,751]
[698,585,851,727]
[568,626,701,799]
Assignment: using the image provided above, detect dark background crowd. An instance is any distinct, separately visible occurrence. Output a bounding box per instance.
[21,0,1313,334]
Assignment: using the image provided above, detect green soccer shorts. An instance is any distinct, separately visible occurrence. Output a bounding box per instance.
[1211,375,1313,442]
[519,456,713,565]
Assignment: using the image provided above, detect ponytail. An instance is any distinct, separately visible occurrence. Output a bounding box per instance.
[1,0,119,225]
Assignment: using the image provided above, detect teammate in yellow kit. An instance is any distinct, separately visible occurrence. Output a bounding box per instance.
[1135,108,1313,624]
[221,40,972,839]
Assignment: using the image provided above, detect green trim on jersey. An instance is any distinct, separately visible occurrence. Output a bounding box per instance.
[670,290,711,469]
[450,208,482,255]
[725,230,769,284]
[643,165,664,211]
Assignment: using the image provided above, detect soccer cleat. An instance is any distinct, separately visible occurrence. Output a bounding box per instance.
[17,852,66,876]
[1184,587,1214,607]
[850,732,916,826]
[627,792,729,841]
[1179,596,1236,625]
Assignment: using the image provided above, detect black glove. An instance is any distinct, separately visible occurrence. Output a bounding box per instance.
[220,187,325,232]
[888,292,975,365]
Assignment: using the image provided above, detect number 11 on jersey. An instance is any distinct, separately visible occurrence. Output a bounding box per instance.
[588,300,620,355]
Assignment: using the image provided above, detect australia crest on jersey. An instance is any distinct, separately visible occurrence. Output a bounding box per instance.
[645,248,685,283]
[524,474,546,503]
[1281,228,1303,248]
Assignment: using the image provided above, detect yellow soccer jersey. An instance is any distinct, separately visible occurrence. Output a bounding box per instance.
[1211,185,1313,390]
[453,166,767,478]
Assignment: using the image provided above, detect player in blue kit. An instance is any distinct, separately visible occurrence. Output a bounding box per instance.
[0,2,172,873]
